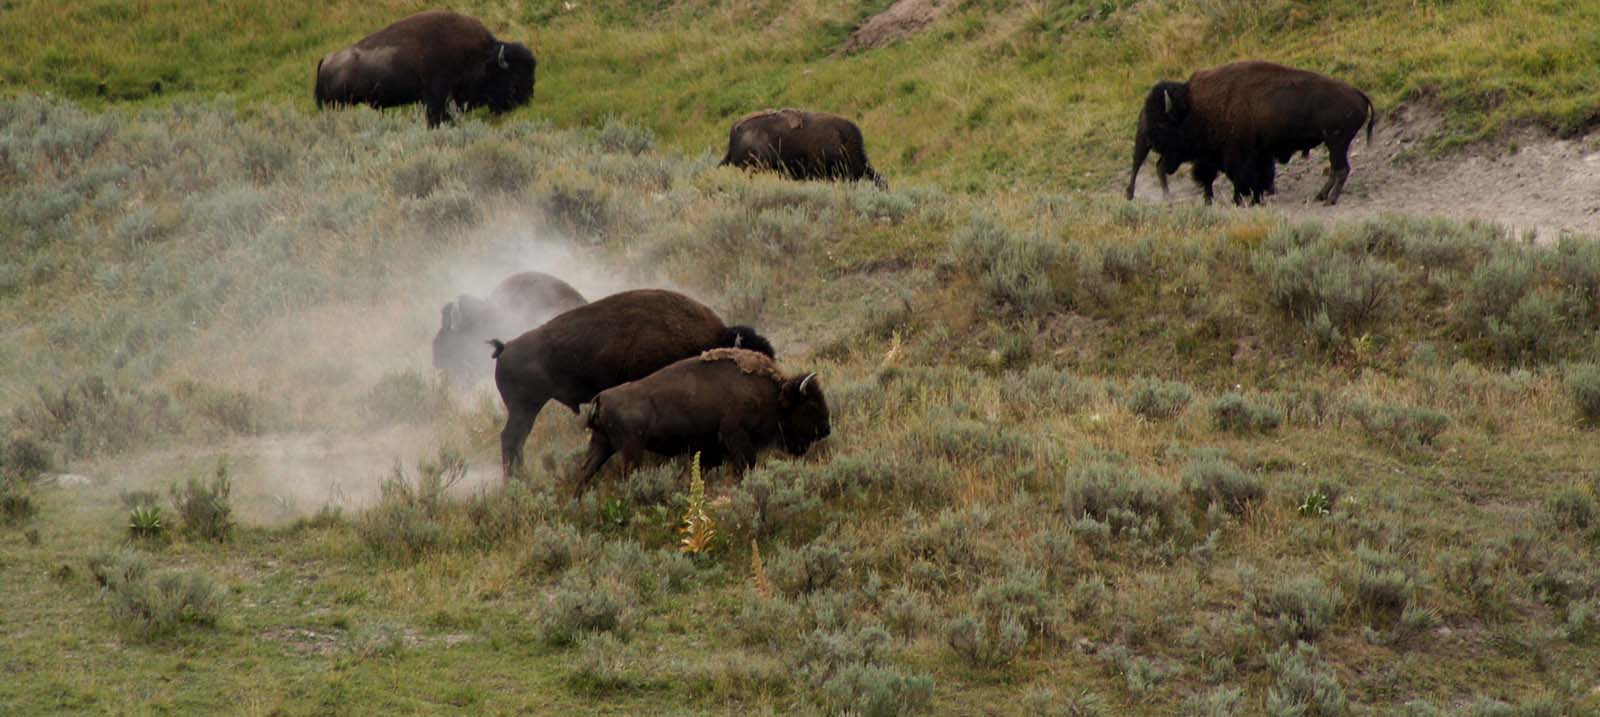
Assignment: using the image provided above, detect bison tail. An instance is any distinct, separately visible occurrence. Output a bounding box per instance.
[487,339,507,359]
[721,326,775,358]
[579,399,601,429]
[1361,91,1376,145]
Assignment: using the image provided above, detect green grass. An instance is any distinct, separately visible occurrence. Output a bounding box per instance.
[4,0,1600,190]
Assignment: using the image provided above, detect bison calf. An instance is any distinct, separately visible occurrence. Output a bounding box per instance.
[433,271,587,385]
[575,349,830,496]
[491,289,774,478]
[1127,60,1374,206]
[720,109,888,190]
[315,10,536,127]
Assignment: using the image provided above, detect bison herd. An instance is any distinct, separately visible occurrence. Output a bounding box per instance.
[324,9,1386,492]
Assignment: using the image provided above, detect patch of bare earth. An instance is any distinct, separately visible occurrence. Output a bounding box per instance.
[1127,105,1600,240]
[841,0,952,54]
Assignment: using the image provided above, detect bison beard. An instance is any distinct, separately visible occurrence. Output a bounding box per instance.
[314,10,536,127]
[574,350,830,497]
[1126,61,1375,206]
[490,289,775,479]
[720,109,889,190]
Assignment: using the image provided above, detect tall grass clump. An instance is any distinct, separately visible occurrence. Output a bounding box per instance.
[1181,456,1265,517]
[1266,642,1348,717]
[357,451,465,562]
[1210,393,1283,434]
[1251,575,1342,644]
[1,474,38,526]
[1061,461,1181,539]
[169,463,233,542]
[1346,401,1449,450]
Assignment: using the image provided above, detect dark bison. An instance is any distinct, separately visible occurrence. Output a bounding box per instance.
[314,10,536,127]
[490,289,775,477]
[720,109,888,190]
[574,349,830,495]
[1126,60,1375,206]
[433,272,588,385]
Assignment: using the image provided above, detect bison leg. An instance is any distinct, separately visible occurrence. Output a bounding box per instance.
[574,432,616,497]
[1317,140,1353,205]
[500,406,540,480]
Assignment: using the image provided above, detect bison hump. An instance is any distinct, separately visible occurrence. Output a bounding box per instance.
[735,108,805,131]
[699,348,784,382]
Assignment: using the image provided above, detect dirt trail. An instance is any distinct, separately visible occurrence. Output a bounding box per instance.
[1128,106,1600,240]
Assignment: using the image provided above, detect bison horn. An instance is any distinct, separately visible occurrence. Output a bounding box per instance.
[497,44,509,70]
[798,372,816,394]
[733,333,743,349]
[1162,88,1172,115]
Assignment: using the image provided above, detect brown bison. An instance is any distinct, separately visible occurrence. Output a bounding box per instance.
[490,290,775,477]
[1126,61,1375,206]
[720,109,888,190]
[575,349,830,496]
[433,272,588,385]
[314,10,536,127]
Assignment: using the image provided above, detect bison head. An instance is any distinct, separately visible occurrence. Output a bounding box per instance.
[473,41,536,114]
[432,295,493,384]
[777,372,830,456]
[1129,80,1196,200]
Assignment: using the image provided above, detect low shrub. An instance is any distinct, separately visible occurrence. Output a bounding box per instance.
[537,571,639,646]
[596,117,655,156]
[1182,686,1245,717]
[1211,393,1283,434]
[169,463,233,542]
[362,370,451,426]
[881,587,934,642]
[1125,378,1193,421]
[1061,461,1180,537]
[794,625,934,716]
[1266,642,1348,717]
[1,475,38,525]
[1251,575,1342,644]
[1347,401,1449,450]
[769,538,846,597]
[734,590,803,650]
[90,550,223,640]
[1353,545,1416,619]
[1548,484,1597,531]
[1181,457,1265,516]
[1252,235,1398,342]
[1566,362,1600,426]
[357,451,465,562]
[950,216,1063,316]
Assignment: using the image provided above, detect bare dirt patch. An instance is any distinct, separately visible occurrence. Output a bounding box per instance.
[1127,105,1600,240]
[842,0,953,54]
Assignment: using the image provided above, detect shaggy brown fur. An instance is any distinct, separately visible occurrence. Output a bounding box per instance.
[576,354,829,496]
[314,10,536,127]
[489,289,773,477]
[719,109,888,190]
[1127,60,1374,206]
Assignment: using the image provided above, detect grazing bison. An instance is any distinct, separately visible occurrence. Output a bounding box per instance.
[314,10,536,127]
[575,349,830,496]
[433,272,588,385]
[720,109,888,190]
[1126,60,1375,206]
[490,290,775,477]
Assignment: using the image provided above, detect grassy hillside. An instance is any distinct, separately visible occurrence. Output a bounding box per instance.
[4,0,1600,189]
[3,96,1600,714]
[4,1,1600,715]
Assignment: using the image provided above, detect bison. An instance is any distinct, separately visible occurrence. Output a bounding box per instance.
[1126,61,1375,206]
[433,272,588,385]
[575,348,830,496]
[720,109,888,190]
[314,10,536,127]
[490,289,775,477]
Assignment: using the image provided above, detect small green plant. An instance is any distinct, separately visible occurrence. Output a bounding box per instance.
[1299,491,1333,517]
[128,504,166,543]
[169,462,233,542]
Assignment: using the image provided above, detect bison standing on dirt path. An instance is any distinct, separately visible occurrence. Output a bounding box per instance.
[315,10,536,127]
[574,348,830,497]
[433,272,588,386]
[1126,60,1375,206]
[489,290,775,478]
[720,109,889,190]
